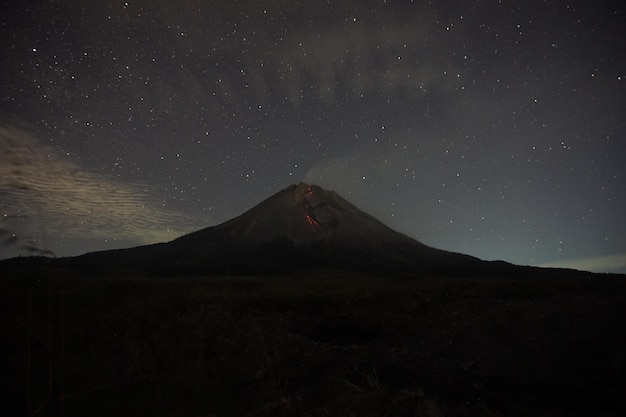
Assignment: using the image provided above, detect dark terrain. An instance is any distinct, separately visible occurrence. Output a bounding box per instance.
[1,267,625,417]
[2,183,625,416]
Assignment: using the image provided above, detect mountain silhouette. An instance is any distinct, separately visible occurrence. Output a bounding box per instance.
[160,182,483,274]
[6,183,515,275]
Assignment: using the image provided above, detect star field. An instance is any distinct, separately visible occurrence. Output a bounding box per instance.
[1,0,625,272]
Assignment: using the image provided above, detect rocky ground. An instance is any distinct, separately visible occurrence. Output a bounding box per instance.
[1,268,625,416]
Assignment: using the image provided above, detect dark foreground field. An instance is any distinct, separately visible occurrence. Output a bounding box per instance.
[1,268,625,416]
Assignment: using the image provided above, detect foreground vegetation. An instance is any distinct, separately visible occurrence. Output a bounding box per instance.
[1,267,625,416]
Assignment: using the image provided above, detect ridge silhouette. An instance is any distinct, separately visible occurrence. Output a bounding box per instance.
[5,183,528,275]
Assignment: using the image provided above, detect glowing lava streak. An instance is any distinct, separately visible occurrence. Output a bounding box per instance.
[305,214,320,228]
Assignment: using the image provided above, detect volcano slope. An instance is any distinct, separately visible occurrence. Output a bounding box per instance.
[163,182,485,274]
[1,183,625,417]
[46,182,487,275]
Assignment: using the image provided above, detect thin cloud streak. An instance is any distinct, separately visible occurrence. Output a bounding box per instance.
[0,124,204,257]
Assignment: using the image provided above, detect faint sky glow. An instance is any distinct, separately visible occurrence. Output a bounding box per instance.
[539,254,626,274]
[1,1,625,273]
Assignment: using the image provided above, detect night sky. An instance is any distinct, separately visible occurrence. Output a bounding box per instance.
[1,1,625,273]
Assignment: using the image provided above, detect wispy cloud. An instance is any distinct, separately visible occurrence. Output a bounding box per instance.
[0,124,203,257]
[275,22,446,103]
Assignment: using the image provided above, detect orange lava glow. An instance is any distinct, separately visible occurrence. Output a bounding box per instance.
[305,214,319,227]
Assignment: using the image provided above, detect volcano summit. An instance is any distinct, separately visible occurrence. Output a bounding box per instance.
[12,183,493,274]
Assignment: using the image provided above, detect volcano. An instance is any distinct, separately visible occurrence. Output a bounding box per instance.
[17,183,498,275]
[159,182,483,274]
